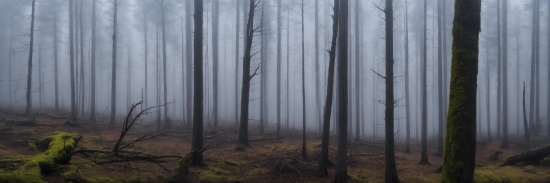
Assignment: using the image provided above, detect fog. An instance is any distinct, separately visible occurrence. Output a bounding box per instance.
[0,0,547,142]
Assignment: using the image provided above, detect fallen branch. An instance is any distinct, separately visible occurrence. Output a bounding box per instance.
[500,144,550,166]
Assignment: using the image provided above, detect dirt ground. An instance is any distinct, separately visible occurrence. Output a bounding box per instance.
[1,109,550,183]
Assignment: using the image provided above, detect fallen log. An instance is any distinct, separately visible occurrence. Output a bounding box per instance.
[500,144,550,166]
[0,132,82,183]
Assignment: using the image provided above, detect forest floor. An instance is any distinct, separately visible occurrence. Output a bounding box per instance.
[1,109,550,183]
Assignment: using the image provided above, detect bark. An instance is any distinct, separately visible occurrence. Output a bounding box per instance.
[286,8,290,132]
[186,0,193,128]
[162,0,170,130]
[259,3,266,134]
[404,0,411,154]
[238,0,257,147]
[144,5,148,109]
[335,0,348,181]
[384,0,399,182]
[110,0,118,126]
[501,0,509,148]
[301,0,307,159]
[318,0,339,176]
[485,29,491,142]
[276,0,281,137]
[25,0,36,115]
[534,0,540,136]
[191,0,204,166]
[441,0,481,182]
[90,0,97,122]
[419,0,430,165]
[212,0,219,129]
[528,0,537,137]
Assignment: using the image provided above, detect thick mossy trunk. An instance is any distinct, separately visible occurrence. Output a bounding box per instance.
[0,132,82,183]
[500,144,550,166]
[441,0,481,182]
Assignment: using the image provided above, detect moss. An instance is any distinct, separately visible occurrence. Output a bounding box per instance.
[245,168,269,176]
[523,165,537,174]
[122,176,147,183]
[0,123,12,132]
[0,132,82,183]
[177,151,193,176]
[540,157,550,166]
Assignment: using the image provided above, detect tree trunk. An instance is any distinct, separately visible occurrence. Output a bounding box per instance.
[496,0,502,141]
[501,144,550,166]
[161,0,170,130]
[25,0,36,115]
[191,0,204,166]
[548,0,550,139]
[286,8,290,132]
[354,0,361,141]
[110,0,118,126]
[335,0,348,181]
[259,3,266,134]
[238,0,257,147]
[212,0,219,129]
[300,0,307,159]
[404,0,410,154]
[501,0,509,148]
[90,0,97,122]
[419,0,430,165]
[485,29,491,142]
[436,0,444,155]
[318,0,339,176]
[186,0,193,128]
[235,0,241,129]
[276,0,282,137]
[384,0,399,182]
[38,39,43,109]
[69,0,77,120]
[314,0,321,134]
[528,0,537,137]
[144,5,148,109]
[534,0,540,137]
[79,0,85,116]
[523,82,530,143]
[441,0,481,182]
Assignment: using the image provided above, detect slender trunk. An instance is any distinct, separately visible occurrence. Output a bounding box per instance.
[212,0,219,129]
[286,9,290,132]
[127,47,131,109]
[162,0,170,130]
[419,0,430,165]
[238,0,256,147]
[276,0,282,137]
[25,0,36,115]
[38,40,43,109]
[523,82,530,143]
[110,0,118,125]
[501,0,509,148]
[259,5,265,134]
[301,0,307,159]
[534,0,540,136]
[314,0,321,134]
[384,0,399,182]
[69,0,77,120]
[404,0,411,154]
[486,29,491,142]
[186,0,193,128]
[318,0,339,176]
[354,0,361,141]
[235,0,241,129]
[335,0,348,181]
[79,0,85,116]
[144,7,148,109]
[90,0,96,121]
[529,0,537,137]
[191,0,205,166]
[436,0,444,155]
[9,15,13,108]
[496,0,501,141]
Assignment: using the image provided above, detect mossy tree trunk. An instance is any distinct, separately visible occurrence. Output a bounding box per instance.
[441,0,481,182]
[191,0,204,166]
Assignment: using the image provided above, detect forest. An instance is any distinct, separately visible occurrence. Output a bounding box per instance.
[0,0,548,182]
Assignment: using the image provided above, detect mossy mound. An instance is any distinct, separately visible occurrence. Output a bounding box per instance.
[474,166,550,183]
[0,132,82,183]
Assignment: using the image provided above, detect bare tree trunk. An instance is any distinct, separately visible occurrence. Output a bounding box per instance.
[235,0,241,129]
[529,0,537,137]
[300,0,307,159]
[314,0,321,134]
[534,0,540,136]
[259,5,265,134]
[286,8,290,132]
[354,0,360,141]
[384,0,399,182]
[212,0,219,129]
[441,0,481,181]
[335,0,348,181]
[144,5,148,109]
[238,0,257,147]
[523,82,530,143]
[496,0,501,141]
[501,0,509,148]
[436,0,444,155]
[486,29,491,142]
[38,39,43,109]
[25,0,36,115]
[276,0,282,137]
[191,0,204,166]
[156,23,161,131]
[9,15,14,109]
[69,0,77,120]
[127,47,131,110]
[79,0,85,116]
[404,0,411,154]
[318,0,339,176]
[90,0,97,122]
[161,0,170,130]
[110,0,118,126]
[419,0,430,165]
[186,0,193,128]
